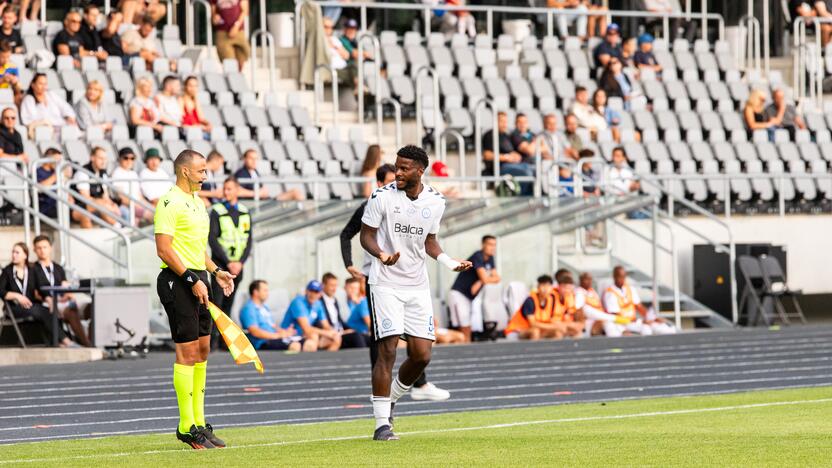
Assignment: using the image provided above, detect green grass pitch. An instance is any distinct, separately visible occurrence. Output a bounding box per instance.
[1,387,830,467]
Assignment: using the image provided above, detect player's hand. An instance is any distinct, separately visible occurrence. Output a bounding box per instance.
[346,265,364,280]
[379,252,400,266]
[191,280,210,305]
[216,271,237,297]
[454,260,473,272]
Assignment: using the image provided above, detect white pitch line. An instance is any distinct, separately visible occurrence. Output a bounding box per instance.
[3,354,827,411]
[2,397,831,464]
[3,339,829,397]
[1,333,828,389]
[1,372,830,433]
[2,363,829,421]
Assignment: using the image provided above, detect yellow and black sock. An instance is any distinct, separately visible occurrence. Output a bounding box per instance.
[193,361,207,427]
[173,363,195,434]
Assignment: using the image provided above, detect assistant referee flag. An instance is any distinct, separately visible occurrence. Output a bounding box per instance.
[207,302,264,374]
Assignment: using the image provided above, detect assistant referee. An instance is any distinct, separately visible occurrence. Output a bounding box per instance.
[154,150,236,450]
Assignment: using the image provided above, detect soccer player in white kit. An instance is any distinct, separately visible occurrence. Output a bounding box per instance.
[360,145,472,441]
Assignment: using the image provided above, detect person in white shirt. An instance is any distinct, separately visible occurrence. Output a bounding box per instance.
[71,146,121,228]
[540,113,562,161]
[111,147,153,224]
[569,86,608,139]
[323,17,348,71]
[602,265,676,337]
[20,73,78,139]
[138,148,172,205]
[607,146,639,195]
[575,271,626,337]
[155,76,184,129]
[360,145,472,441]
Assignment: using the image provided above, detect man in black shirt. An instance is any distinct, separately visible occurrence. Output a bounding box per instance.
[53,10,85,67]
[71,146,121,228]
[31,235,91,347]
[0,8,23,53]
[339,163,450,401]
[593,22,623,69]
[101,11,126,62]
[0,107,25,163]
[449,235,500,342]
[482,111,534,195]
[78,4,108,62]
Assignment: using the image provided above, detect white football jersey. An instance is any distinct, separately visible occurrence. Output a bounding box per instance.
[361,182,446,289]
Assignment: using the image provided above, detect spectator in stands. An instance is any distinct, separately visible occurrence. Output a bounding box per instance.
[620,36,636,69]
[793,2,831,46]
[608,146,639,195]
[155,76,183,129]
[439,0,477,38]
[570,86,608,139]
[234,148,304,201]
[338,19,371,64]
[576,271,619,336]
[549,0,588,38]
[53,10,86,68]
[129,76,162,137]
[0,242,76,348]
[599,58,637,111]
[79,4,108,63]
[111,147,152,224]
[743,89,777,140]
[16,0,39,25]
[593,22,622,68]
[199,150,225,204]
[138,148,171,205]
[344,276,370,340]
[0,107,25,163]
[504,274,564,340]
[319,272,368,349]
[281,280,341,352]
[323,17,353,86]
[0,40,18,92]
[643,0,697,42]
[35,148,68,219]
[75,80,116,137]
[239,280,302,351]
[510,113,538,160]
[31,235,91,347]
[449,235,500,342]
[182,76,212,136]
[540,113,563,161]
[482,111,534,195]
[20,73,78,140]
[0,8,23,53]
[766,88,807,140]
[211,0,250,71]
[603,265,676,336]
[563,114,584,161]
[633,33,662,77]
[581,161,601,197]
[71,146,121,229]
[552,164,574,197]
[101,11,126,64]
[553,269,584,338]
[119,0,166,25]
[121,15,162,71]
[593,88,620,142]
[360,144,382,198]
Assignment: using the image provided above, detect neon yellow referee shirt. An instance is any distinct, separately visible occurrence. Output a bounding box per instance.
[154,185,209,270]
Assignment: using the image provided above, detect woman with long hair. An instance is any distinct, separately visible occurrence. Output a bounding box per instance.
[19,72,78,139]
[0,243,75,347]
[744,89,776,139]
[592,88,620,142]
[181,76,212,138]
[360,144,382,198]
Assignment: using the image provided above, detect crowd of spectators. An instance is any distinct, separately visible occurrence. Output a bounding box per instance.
[743,87,807,141]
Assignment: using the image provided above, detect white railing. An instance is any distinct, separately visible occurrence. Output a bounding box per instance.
[250,29,277,91]
[313,63,339,132]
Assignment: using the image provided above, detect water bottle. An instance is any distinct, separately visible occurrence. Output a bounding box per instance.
[69,267,80,289]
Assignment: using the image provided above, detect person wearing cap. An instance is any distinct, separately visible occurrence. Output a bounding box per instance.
[280,280,342,352]
[634,33,662,76]
[593,22,622,68]
[338,18,371,63]
[139,148,172,206]
[111,147,152,224]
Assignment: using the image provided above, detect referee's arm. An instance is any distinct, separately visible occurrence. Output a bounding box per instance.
[156,233,210,305]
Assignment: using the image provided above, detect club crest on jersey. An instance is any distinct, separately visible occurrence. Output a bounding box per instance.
[421,208,432,219]
[394,223,424,236]
[393,206,401,214]
[407,206,416,216]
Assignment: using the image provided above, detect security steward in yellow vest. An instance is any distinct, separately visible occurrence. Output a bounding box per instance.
[505,275,567,340]
[207,177,251,320]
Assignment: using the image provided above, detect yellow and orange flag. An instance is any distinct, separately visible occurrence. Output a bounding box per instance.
[207,302,264,374]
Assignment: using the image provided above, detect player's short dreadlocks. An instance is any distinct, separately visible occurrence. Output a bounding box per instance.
[396,145,429,169]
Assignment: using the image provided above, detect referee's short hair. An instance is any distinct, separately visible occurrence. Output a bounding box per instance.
[396,145,429,169]
[249,279,267,296]
[174,149,205,175]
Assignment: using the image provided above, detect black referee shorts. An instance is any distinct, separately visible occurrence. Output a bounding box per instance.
[157,268,213,343]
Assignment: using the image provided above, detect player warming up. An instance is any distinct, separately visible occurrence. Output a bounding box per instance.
[360,145,472,441]
[154,150,237,449]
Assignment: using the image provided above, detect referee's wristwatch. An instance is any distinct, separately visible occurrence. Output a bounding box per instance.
[211,266,224,277]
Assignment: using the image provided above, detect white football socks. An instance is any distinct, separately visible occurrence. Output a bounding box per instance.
[390,377,412,403]
[371,396,391,429]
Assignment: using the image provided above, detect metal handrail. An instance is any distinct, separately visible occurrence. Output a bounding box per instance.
[439,128,466,182]
[313,63,339,132]
[357,33,381,130]
[250,30,277,91]
[381,97,403,150]
[473,98,499,194]
[186,0,214,48]
[0,159,31,245]
[738,15,761,76]
[793,17,827,110]
[414,66,441,155]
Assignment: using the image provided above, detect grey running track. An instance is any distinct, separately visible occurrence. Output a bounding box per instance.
[1,326,830,444]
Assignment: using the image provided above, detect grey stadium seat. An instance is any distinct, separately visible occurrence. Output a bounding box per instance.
[733,141,759,164]
[680,160,708,202]
[768,159,796,202]
[754,142,779,163]
[810,159,832,199]
[746,159,774,202]
[307,140,333,163]
[284,139,311,162]
[725,159,753,202]
[790,159,817,200]
[261,140,288,162]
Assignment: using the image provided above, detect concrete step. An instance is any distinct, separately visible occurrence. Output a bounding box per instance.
[0,347,103,366]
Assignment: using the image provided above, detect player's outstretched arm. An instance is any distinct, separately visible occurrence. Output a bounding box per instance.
[360,223,400,265]
[425,234,473,272]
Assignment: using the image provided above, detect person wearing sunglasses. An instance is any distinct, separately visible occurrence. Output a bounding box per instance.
[111,147,153,224]
[0,106,25,164]
[52,10,86,68]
